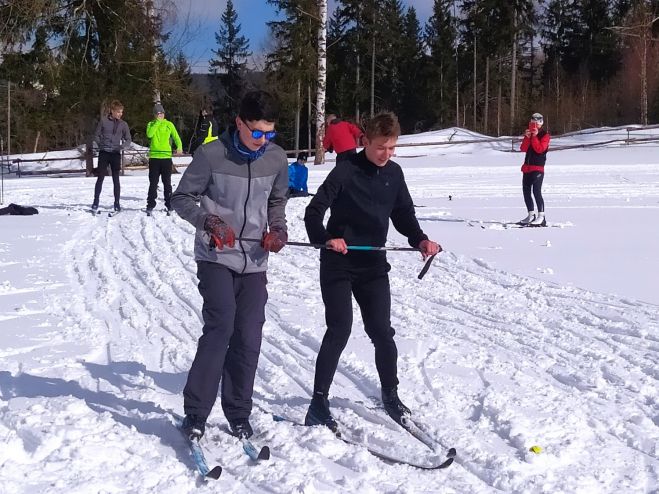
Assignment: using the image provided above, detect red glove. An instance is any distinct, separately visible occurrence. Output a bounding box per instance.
[261,230,287,253]
[204,215,235,250]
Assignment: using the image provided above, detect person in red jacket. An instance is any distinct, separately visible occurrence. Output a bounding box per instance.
[518,112,550,226]
[323,114,363,162]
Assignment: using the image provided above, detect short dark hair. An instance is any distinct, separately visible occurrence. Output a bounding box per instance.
[297,152,308,161]
[239,91,279,122]
[364,112,401,139]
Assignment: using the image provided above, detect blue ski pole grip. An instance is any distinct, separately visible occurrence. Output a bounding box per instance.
[346,245,375,251]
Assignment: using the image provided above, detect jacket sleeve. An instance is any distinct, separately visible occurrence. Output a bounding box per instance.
[520,135,530,152]
[93,119,103,145]
[301,167,308,192]
[287,164,295,188]
[122,122,132,148]
[304,165,344,244]
[350,123,363,139]
[171,148,213,230]
[390,169,428,248]
[146,120,159,139]
[531,133,550,154]
[170,122,183,151]
[267,150,289,234]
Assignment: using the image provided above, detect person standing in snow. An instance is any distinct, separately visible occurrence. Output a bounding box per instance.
[288,151,309,197]
[518,112,550,226]
[303,112,441,431]
[146,102,183,214]
[189,103,219,156]
[92,100,132,212]
[171,91,289,441]
[323,113,363,162]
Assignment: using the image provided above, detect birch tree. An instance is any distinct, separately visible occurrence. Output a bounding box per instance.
[315,0,328,164]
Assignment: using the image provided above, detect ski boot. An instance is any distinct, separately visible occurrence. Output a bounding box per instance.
[382,386,411,425]
[181,414,206,440]
[530,212,546,227]
[518,211,535,225]
[228,418,253,440]
[304,392,338,433]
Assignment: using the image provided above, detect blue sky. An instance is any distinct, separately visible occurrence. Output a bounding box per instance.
[164,0,434,73]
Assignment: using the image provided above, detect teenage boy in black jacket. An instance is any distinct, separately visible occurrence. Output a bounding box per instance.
[303,112,441,431]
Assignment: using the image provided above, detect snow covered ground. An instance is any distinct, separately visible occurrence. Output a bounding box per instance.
[0,128,658,493]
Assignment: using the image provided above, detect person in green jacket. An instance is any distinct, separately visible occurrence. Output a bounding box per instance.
[146,102,183,213]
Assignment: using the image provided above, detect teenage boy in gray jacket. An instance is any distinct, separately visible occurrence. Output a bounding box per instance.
[92,100,131,212]
[171,91,288,441]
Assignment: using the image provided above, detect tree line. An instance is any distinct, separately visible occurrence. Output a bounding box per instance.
[1,0,658,155]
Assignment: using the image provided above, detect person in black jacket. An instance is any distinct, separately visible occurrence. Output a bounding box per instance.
[188,104,219,156]
[303,112,441,431]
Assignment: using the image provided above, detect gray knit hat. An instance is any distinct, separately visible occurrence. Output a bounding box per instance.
[153,102,165,115]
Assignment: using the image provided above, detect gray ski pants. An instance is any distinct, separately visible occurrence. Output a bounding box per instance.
[183,261,268,421]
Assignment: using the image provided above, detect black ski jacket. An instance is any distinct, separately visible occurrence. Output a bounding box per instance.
[304,150,427,259]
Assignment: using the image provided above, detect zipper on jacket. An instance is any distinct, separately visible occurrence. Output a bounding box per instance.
[238,159,252,273]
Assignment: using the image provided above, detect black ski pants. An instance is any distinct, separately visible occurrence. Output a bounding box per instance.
[183,261,268,421]
[147,158,173,210]
[93,151,121,206]
[522,171,545,213]
[313,257,399,395]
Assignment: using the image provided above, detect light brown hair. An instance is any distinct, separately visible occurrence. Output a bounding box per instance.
[109,100,124,112]
[364,112,400,139]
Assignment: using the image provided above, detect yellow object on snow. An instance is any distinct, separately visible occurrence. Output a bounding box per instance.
[529,445,543,454]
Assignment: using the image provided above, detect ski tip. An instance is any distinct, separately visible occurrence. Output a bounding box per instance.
[258,446,270,461]
[205,466,222,479]
[447,447,457,458]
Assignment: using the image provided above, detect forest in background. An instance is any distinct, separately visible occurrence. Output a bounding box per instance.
[0,0,658,154]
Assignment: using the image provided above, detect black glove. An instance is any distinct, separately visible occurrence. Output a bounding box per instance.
[204,215,235,250]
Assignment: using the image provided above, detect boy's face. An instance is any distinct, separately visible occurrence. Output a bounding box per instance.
[111,108,124,119]
[363,135,397,167]
[236,117,276,151]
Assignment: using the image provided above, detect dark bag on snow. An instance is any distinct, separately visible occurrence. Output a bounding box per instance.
[0,203,39,215]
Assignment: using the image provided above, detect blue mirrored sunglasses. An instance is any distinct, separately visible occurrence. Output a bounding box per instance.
[243,120,277,140]
[251,129,277,140]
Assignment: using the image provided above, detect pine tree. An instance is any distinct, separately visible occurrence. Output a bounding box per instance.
[265,0,319,150]
[425,0,459,128]
[209,0,252,125]
[542,0,582,75]
[398,7,428,132]
[0,0,193,154]
[578,0,622,84]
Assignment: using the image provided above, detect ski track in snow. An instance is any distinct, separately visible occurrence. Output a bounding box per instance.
[0,173,657,493]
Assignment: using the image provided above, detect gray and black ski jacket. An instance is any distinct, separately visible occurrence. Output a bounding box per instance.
[171,129,288,273]
[94,115,131,153]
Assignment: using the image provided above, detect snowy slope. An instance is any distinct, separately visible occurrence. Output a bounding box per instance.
[0,132,658,493]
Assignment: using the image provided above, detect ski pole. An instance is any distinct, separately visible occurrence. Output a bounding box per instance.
[237,237,420,252]
[236,237,437,280]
